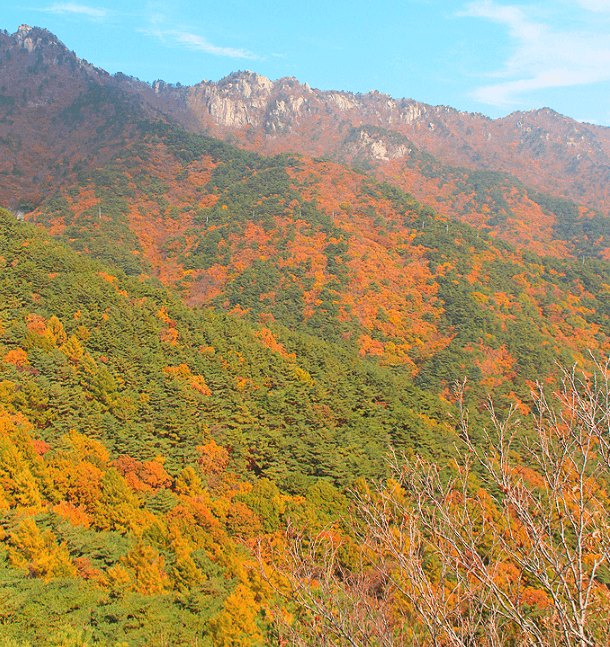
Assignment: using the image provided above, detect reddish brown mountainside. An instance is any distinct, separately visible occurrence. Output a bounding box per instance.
[0,24,609,261]
[1,25,610,214]
[147,72,610,213]
[0,25,158,209]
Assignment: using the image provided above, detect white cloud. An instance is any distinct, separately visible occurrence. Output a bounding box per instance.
[472,69,606,106]
[462,0,610,106]
[573,0,610,11]
[166,30,257,59]
[43,3,107,18]
[141,14,257,61]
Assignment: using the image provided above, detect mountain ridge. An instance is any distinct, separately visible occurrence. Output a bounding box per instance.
[4,24,610,645]
[2,24,610,215]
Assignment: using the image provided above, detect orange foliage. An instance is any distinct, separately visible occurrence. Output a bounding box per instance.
[31,438,50,456]
[53,501,92,528]
[190,374,212,395]
[198,440,229,476]
[468,342,517,389]
[26,313,47,334]
[115,455,171,494]
[156,306,174,326]
[254,327,295,359]
[98,271,117,284]
[160,327,179,345]
[163,363,212,395]
[358,334,384,357]
[74,556,104,582]
[3,348,29,368]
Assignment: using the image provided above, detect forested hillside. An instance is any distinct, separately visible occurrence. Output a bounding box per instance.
[28,124,610,399]
[0,209,459,644]
[4,144,610,641]
[3,22,610,647]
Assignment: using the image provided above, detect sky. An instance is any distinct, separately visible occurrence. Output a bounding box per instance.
[4,0,610,126]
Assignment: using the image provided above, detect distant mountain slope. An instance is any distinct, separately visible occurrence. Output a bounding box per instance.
[0,25,159,210]
[147,71,610,213]
[1,24,610,254]
[23,125,610,405]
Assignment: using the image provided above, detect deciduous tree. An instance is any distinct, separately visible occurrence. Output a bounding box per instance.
[266,359,610,646]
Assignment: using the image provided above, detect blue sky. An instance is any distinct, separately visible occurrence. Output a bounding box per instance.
[5,0,610,126]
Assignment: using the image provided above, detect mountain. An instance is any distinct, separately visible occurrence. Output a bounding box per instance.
[22,122,610,389]
[2,24,610,262]
[135,74,610,259]
[149,70,610,214]
[1,23,609,390]
[3,24,610,645]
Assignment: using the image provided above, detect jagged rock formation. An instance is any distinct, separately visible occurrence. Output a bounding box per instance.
[1,24,610,215]
[149,71,610,211]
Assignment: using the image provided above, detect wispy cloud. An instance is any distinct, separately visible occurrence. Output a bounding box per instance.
[168,30,256,59]
[43,3,107,18]
[573,0,610,11]
[142,24,257,60]
[461,0,610,106]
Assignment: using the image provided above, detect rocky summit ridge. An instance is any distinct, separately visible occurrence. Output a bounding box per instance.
[1,24,610,215]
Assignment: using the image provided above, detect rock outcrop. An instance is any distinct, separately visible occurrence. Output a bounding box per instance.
[1,24,610,212]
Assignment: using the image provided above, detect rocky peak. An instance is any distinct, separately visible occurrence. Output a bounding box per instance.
[15,24,34,45]
[2,24,107,83]
[13,24,61,53]
[152,79,189,98]
[344,124,413,161]
[215,70,273,97]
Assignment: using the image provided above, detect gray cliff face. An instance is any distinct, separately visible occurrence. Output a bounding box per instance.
[344,128,413,162]
[148,69,436,136]
[2,24,610,210]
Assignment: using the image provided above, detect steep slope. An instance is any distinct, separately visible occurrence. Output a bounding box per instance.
[0,208,451,642]
[1,24,610,262]
[2,209,455,485]
[25,126,610,407]
[0,25,159,211]
[4,196,610,643]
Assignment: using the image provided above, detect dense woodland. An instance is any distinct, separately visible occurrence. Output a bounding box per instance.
[4,127,610,642]
[2,25,610,646]
[0,206,465,644]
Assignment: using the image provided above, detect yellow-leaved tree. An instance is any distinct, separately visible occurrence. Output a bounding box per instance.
[8,517,75,580]
[264,359,610,647]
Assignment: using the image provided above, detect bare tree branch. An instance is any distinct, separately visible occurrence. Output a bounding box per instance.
[261,360,610,647]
